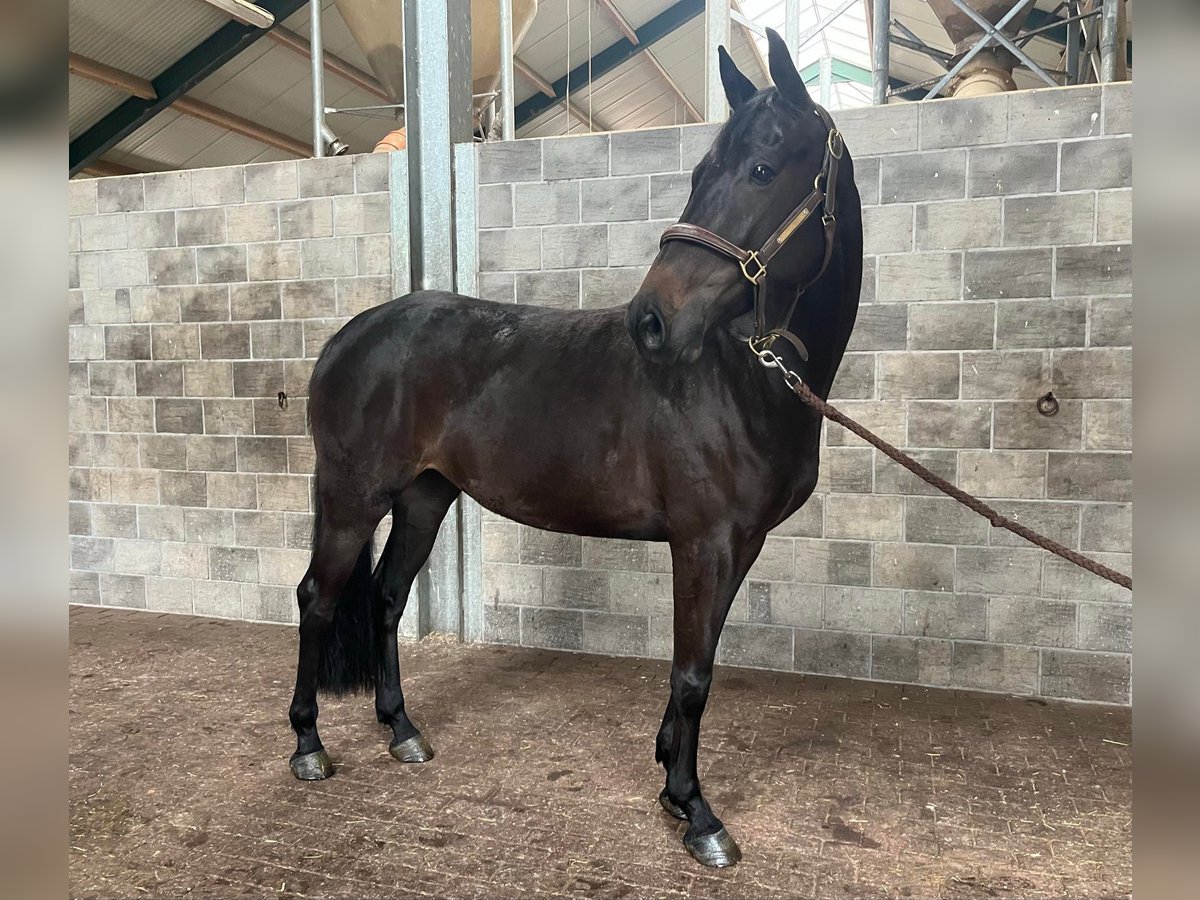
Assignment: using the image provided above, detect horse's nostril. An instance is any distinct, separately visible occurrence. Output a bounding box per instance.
[638,310,665,351]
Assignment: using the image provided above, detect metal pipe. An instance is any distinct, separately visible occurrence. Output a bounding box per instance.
[310,0,325,157]
[705,0,731,121]
[925,0,1034,100]
[945,0,1057,89]
[819,55,833,107]
[68,53,157,100]
[1100,0,1120,82]
[785,0,801,58]
[1065,1,1081,85]
[499,0,516,140]
[872,0,890,105]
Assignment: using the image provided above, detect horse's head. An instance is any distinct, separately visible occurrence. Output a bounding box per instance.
[627,29,845,364]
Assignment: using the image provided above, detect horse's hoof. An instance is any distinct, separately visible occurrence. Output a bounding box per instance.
[389,732,435,763]
[659,789,687,820]
[684,826,742,868]
[289,749,334,781]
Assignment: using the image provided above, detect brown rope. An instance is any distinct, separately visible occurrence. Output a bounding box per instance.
[789,380,1133,592]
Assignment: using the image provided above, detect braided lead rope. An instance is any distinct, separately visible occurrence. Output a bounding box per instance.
[751,343,1133,591]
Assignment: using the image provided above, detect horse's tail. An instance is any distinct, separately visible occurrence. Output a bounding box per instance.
[313,472,377,695]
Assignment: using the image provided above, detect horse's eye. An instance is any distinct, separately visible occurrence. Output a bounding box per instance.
[750,163,775,185]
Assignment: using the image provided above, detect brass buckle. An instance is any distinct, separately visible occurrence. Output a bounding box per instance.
[739,251,767,285]
[827,128,844,159]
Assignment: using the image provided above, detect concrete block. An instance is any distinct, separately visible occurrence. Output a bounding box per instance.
[906,302,992,351]
[920,94,1008,149]
[79,214,128,251]
[102,324,150,360]
[957,546,1043,596]
[235,510,285,547]
[1089,296,1132,347]
[772,497,824,538]
[750,581,823,627]
[915,198,1002,251]
[97,177,147,214]
[148,248,197,285]
[243,583,296,624]
[138,507,186,542]
[905,495,988,546]
[1095,190,1131,244]
[862,204,913,255]
[829,353,874,400]
[90,433,138,468]
[483,521,519,563]
[961,350,1050,399]
[478,184,513,229]
[100,573,147,609]
[226,203,280,243]
[1040,648,1129,703]
[1081,503,1132,553]
[541,224,607,269]
[876,252,962,302]
[1051,348,1131,400]
[1043,552,1131,605]
[257,548,308,586]
[965,249,1052,300]
[71,536,114,572]
[482,604,521,644]
[100,250,150,288]
[483,563,543,607]
[150,324,201,360]
[186,434,236,472]
[951,641,1038,694]
[237,436,289,474]
[70,179,98,216]
[1007,85,1101,142]
[515,181,581,226]
[130,286,179,322]
[145,577,193,614]
[144,171,193,209]
[355,234,390,276]
[825,494,904,542]
[877,352,959,400]
[748,537,794,581]
[793,539,872,586]
[287,438,315,475]
[907,401,992,449]
[848,304,907,351]
[300,237,355,279]
[826,448,873,494]
[69,396,108,433]
[279,199,333,240]
[1055,243,1131,297]
[163,540,211,579]
[836,104,918,156]
[195,245,247,283]
[995,299,1086,349]
[825,400,905,448]
[126,211,177,248]
[989,596,1076,648]
[193,581,242,619]
[873,542,954,592]
[478,227,541,271]
[257,474,310,511]
[134,361,183,396]
[210,546,259,583]
[680,123,721,169]
[303,318,349,358]
[981,499,1078,551]
[1002,194,1094,247]
[611,128,680,175]
[649,172,690,219]
[479,140,542,183]
[250,321,303,359]
[882,151,966,204]
[84,289,135,326]
[200,323,251,359]
[609,220,673,267]
[515,270,580,309]
[1083,400,1131,453]
[178,285,231,322]
[281,280,337,318]
[191,166,245,206]
[720,622,793,670]
[478,272,515,302]
[521,607,583,651]
[582,176,648,223]
[108,397,156,433]
[581,266,646,310]
[993,399,1083,450]
[1076,603,1132,653]
[959,449,1046,500]
[354,153,389,192]
[904,591,987,640]
[297,156,355,197]
[968,144,1058,197]
[1060,137,1132,191]
[160,470,208,507]
[176,208,227,246]
[333,193,389,235]
[69,501,93,536]
[871,635,952,686]
[793,628,871,678]
[583,538,648,572]
[582,611,649,657]
[1103,82,1132,134]
[519,527,581,566]
[543,134,608,180]
[824,585,902,634]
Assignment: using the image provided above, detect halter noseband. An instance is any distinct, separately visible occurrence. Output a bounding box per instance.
[657,104,843,364]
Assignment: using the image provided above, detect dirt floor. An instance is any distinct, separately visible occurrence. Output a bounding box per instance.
[69,606,1132,899]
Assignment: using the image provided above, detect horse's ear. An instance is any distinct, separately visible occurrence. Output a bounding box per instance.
[719,45,756,111]
[765,27,813,110]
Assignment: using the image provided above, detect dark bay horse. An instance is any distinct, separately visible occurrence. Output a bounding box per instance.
[288,30,862,868]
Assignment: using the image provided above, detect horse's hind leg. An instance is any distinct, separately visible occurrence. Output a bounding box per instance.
[373,470,461,762]
[288,492,386,780]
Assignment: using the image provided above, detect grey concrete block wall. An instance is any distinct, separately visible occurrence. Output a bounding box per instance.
[69,154,400,629]
[473,84,1133,704]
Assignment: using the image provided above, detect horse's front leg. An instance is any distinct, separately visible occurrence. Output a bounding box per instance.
[660,533,764,867]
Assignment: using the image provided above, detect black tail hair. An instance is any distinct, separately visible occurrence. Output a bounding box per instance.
[312,475,377,695]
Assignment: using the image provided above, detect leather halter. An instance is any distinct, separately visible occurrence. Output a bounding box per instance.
[658,104,843,364]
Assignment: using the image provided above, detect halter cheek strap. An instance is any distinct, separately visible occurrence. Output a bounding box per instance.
[657,104,843,364]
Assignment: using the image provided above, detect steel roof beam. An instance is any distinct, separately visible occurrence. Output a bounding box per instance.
[69,53,157,101]
[69,0,307,175]
[266,25,389,99]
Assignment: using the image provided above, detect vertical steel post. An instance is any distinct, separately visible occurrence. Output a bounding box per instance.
[819,54,833,107]
[705,0,731,121]
[1100,0,1120,82]
[872,0,890,105]
[402,0,473,637]
[309,0,325,156]
[785,0,801,63]
[499,0,516,140]
[1065,0,1081,86]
